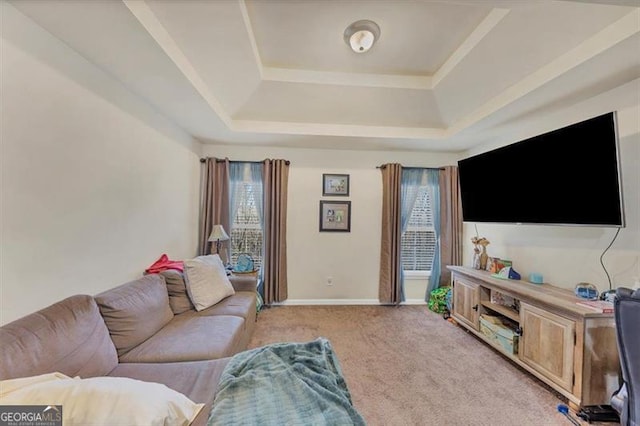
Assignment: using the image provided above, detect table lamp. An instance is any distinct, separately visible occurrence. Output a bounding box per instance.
[208,225,230,264]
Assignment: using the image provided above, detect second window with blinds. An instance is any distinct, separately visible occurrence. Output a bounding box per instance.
[230,163,263,271]
[401,185,436,278]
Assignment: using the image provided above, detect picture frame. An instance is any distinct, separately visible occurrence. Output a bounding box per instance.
[322,174,349,196]
[319,200,351,232]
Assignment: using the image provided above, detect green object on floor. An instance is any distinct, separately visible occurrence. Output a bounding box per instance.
[428,287,451,314]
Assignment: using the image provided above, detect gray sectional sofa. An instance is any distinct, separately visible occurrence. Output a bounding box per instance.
[0,271,257,426]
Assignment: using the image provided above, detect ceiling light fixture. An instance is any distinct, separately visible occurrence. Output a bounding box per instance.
[344,20,380,53]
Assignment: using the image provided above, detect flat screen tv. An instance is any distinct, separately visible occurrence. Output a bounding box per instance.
[458,112,625,227]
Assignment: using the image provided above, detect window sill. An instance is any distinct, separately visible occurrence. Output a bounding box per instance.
[404,271,431,280]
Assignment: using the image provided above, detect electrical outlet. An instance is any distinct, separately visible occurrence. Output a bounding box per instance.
[327,276,333,286]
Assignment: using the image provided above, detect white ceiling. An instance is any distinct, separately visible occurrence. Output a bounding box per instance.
[8,0,640,152]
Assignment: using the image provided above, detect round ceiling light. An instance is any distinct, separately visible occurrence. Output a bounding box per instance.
[344,20,380,53]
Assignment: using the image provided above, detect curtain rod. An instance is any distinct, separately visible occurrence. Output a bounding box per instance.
[376,165,445,170]
[200,158,290,165]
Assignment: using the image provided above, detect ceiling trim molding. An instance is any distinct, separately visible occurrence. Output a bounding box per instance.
[261,67,432,89]
[432,8,509,87]
[446,8,640,138]
[123,0,232,125]
[564,0,640,6]
[232,120,447,139]
[239,0,264,79]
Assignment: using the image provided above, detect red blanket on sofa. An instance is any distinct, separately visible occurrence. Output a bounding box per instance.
[145,254,184,274]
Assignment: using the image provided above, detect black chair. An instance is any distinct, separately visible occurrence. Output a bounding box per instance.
[611,287,640,426]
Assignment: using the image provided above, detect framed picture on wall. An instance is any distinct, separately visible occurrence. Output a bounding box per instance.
[322,174,349,196]
[319,200,351,232]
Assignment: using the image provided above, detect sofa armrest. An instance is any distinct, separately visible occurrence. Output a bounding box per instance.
[229,274,258,293]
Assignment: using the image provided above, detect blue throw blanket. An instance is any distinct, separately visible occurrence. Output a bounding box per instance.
[208,338,366,425]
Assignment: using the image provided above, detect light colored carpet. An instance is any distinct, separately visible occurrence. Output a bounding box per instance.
[248,305,597,426]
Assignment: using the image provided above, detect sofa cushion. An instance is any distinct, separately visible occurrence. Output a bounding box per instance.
[0,372,203,426]
[184,256,235,311]
[118,314,244,363]
[196,292,257,350]
[109,359,230,426]
[0,295,118,380]
[197,291,256,322]
[159,269,194,315]
[95,274,174,357]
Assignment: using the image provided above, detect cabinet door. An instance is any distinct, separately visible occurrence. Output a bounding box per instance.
[519,303,575,391]
[452,276,480,330]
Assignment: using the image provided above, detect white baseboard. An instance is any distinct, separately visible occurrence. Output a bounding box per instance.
[274,299,379,306]
[403,299,428,305]
[272,299,427,306]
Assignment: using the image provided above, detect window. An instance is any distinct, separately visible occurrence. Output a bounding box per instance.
[401,186,436,274]
[230,176,263,270]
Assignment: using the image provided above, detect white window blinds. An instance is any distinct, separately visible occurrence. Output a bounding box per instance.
[230,181,263,269]
[401,186,436,272]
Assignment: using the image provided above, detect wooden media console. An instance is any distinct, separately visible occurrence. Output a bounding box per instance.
[448,266,620,408]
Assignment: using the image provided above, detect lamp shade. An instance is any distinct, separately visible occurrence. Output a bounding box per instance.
[208,225,229,242]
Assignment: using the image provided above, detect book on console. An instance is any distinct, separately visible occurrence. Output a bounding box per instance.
[576,300,614,313]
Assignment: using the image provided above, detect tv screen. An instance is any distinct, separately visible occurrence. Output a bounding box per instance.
[458,112,625,227]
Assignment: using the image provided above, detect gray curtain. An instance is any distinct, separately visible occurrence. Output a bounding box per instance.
[438,166,463,287]
[250,163,264,226]
[400,169,428,303]
[379,163,402,305]
[198,158,230,256]
[425,169,441,298]
[400,170,425,231]
[228,162,244,235]
[262,159,289,305]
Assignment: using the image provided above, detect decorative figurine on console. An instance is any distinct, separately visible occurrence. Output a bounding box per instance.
[471,237,491,270]
[472,245,481,269]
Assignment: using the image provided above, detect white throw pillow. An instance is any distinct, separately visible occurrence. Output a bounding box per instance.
[0,372,203,426]
[193,254,227,269]
[184,255,235,311]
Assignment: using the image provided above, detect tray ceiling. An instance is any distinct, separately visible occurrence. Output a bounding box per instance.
[7,0,640,151]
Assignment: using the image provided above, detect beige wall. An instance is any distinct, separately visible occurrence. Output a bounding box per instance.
[1,5,202,325]
[201,146,459,302]
[206,104,639,301]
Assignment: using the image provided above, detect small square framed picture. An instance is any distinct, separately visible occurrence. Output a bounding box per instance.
[322,174,349,196]
[319,200,351,232]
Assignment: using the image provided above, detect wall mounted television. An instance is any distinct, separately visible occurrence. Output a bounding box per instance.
[458,111,625,227]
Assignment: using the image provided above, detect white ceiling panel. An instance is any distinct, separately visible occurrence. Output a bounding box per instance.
[245,0,491,75]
